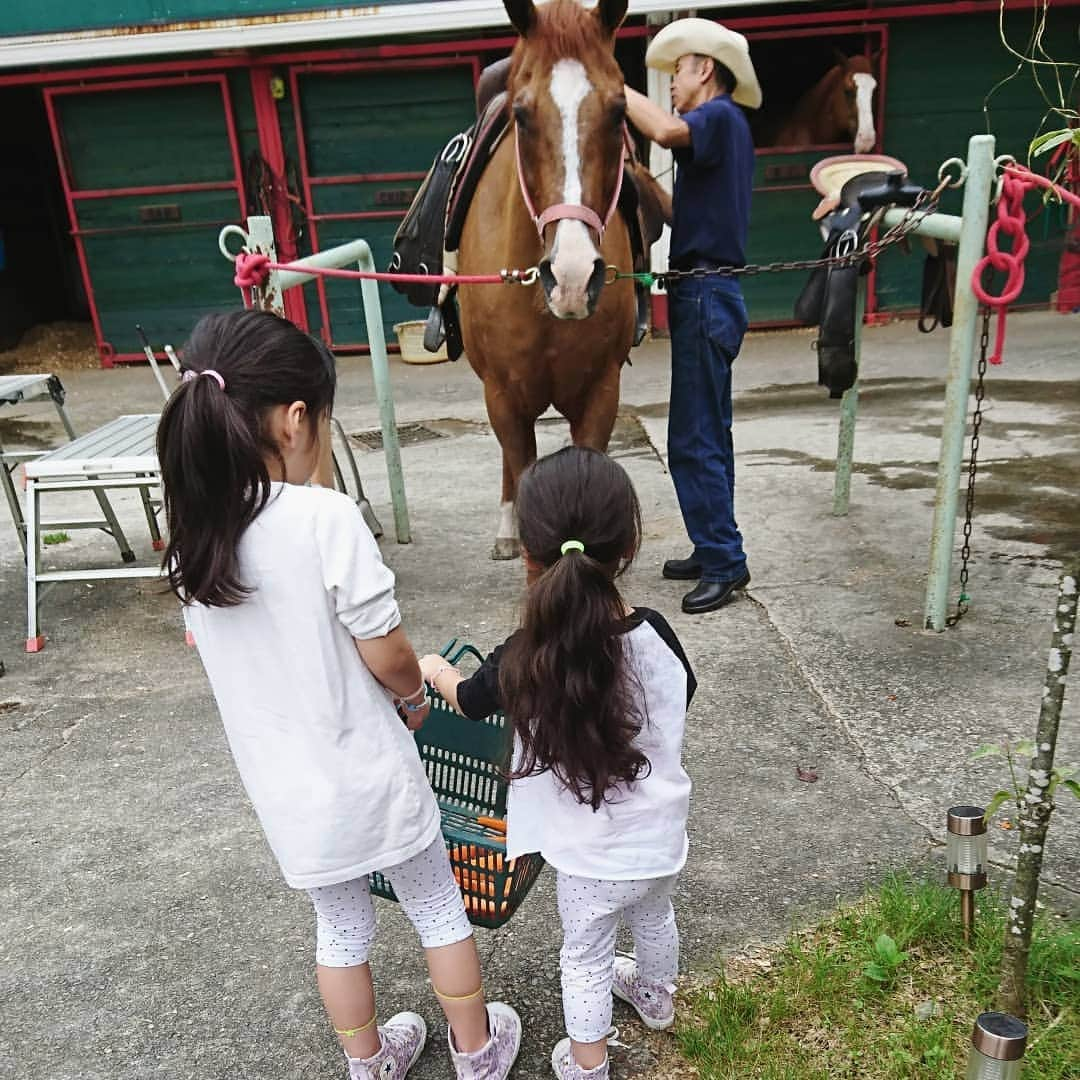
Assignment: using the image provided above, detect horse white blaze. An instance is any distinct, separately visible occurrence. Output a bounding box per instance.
[852,73,877,153]
[548,58,599,319]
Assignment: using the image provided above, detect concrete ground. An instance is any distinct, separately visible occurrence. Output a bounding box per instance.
[1,311,1077,1080]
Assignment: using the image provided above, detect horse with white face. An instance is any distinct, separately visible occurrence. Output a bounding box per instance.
[774,52,878,154]
[456,0,640,558]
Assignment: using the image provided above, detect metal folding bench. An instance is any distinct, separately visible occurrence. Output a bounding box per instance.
[23,413,161,652]
[1,373,80,558]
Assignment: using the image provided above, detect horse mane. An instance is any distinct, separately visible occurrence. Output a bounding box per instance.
[510,0,613,79]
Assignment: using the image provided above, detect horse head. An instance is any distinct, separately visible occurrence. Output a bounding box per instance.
[504,0,629,319]
[835,51,878,154]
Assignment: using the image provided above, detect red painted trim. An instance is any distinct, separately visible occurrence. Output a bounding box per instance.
[747,23,886,42]
[292,55,477,76]
[219,75,248,226]
[756,143,852,157]
[288,64,332,342]
[71,220,234,237]
[309,171,427,185]
[310,210,409,222]
[722,0,1080,32]
[43,86,109,364]
[69,180,237,200]
[46,73,227,96]
[251,65,308,327]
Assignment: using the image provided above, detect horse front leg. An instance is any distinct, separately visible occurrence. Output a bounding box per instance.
[567,363,621,451]
[485,385,538,560]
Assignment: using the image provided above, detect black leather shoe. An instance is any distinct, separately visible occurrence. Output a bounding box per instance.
[681,571,751,614]
[663,556,702,580]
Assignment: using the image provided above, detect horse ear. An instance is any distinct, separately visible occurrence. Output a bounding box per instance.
[504,0,535,36]
[596,0,629,33]
[869,49,882,68]
[831,46,850,68]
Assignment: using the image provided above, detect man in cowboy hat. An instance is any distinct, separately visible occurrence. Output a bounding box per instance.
[625,20,762,614]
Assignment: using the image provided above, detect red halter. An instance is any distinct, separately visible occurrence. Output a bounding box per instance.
[514,123,626,241]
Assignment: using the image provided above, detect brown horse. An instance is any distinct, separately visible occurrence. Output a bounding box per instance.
[457,0,639,559]
[773,53,878,154]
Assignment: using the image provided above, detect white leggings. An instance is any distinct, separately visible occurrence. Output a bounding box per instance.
[306,835,473,967]
[557,871,679,1043]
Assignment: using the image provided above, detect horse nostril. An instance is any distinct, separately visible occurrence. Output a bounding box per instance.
[538,260,557,297]
[585,259,606,312]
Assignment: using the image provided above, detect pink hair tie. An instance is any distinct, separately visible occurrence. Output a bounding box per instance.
[182,369,226,391]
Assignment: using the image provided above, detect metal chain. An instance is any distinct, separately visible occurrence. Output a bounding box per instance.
[618,178,953,288]
[946,305,992,628]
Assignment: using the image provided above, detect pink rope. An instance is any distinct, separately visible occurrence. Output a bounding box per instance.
[233,252,512,294]
[970,164,1080,365]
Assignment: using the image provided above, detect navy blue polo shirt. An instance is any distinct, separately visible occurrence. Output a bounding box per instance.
[669,93,754,270]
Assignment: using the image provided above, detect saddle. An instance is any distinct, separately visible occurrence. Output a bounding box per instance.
[795,170,924,397]
[390,59,669,358]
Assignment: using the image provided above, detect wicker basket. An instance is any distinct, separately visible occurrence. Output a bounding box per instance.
[393,319,448,364]
[369,643,545,928]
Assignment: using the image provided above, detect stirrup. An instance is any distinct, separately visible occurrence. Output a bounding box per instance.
[423,305,446,353]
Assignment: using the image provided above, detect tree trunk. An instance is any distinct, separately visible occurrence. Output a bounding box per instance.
[996,564,1078,1017]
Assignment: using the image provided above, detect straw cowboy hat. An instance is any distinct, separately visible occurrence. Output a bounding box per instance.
[645,19,763,110]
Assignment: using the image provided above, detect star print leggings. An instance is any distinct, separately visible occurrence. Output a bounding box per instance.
[557,871,680,1043]
[306,836,472,966]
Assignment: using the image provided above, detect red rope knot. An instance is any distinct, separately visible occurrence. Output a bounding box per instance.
[233,252,272,291]
[971,171,1031,365]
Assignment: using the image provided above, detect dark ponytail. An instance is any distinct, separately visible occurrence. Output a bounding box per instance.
[499,447,647,810]
[157,309,336,607]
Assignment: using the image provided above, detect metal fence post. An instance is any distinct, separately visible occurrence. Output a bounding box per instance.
[832,276,867,516]
[923,134,995,631]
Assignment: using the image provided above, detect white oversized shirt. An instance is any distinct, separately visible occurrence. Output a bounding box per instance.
[184,482,440,890]
[456,610,694,881]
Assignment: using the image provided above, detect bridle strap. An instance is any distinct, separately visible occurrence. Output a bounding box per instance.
[515,123,626,241]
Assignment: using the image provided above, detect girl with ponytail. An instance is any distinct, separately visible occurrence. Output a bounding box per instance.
[420,447,696,1080]
[158,310,520,1080]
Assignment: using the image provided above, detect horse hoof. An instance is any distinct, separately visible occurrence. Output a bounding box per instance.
[491,537,521,560]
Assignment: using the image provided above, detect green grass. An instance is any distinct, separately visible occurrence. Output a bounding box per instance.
[42,531,70,545]
[677,876,1079,1079]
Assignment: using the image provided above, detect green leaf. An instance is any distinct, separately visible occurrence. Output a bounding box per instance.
[1030,129,1079,157]
[1060,779,1080,802]
[863,963,890,983]
[1015,740,1036,759]
[874,934,905,967]
[984,790,1014,822]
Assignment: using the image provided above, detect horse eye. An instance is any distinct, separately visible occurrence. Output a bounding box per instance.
[513,101,530,129]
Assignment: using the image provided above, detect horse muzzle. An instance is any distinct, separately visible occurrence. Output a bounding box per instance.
[538,255,607,319]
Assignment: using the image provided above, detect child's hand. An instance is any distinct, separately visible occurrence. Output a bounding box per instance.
[418,654,447,682]
[399,698,429,731]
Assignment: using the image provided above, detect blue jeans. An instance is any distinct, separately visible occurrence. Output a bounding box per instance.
[667,276,748,583]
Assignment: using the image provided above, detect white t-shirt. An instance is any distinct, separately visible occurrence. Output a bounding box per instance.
[184,482,440,890]
[456,611,694,881]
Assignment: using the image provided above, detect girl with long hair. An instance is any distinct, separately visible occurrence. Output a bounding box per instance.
[420,447,695,1080]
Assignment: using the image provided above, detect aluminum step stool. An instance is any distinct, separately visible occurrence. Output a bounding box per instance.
[23,413,161,652]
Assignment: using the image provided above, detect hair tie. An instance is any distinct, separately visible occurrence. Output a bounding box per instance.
[182,369,226,391]
[560,539,585,556]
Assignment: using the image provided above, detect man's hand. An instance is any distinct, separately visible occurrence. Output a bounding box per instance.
[624,85,692,149]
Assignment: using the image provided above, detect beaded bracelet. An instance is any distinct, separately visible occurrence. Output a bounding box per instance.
[427,664,461,694]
